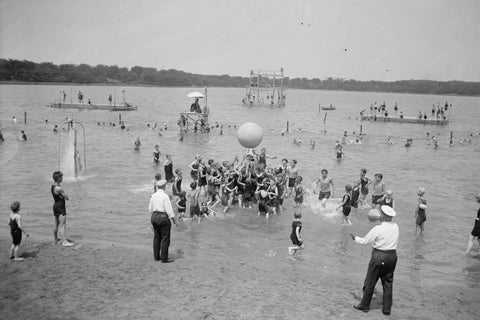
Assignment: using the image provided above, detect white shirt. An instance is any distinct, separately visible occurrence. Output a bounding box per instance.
[148,189,175,219]
[354,222,399,251]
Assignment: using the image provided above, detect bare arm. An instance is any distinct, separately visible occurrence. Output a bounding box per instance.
[16,216,29,236]
[295,226,302,243]
[56,186,69,200]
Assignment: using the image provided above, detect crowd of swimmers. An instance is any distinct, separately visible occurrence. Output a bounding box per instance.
[360,101,451,121]
[145,146,406,231]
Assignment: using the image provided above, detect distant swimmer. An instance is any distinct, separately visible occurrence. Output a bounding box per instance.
[465,192,480,255]
[134,137,141,151]
[388,136,393,145]
[336,145,345,160]
[12,116,17,124]
[19,131,27,141]
[415,187,427,237]
[405,138,412,147]
[153,145,160,164]
[0,130,4,142]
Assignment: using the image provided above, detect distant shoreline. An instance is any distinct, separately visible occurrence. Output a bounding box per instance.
[1,80,479,98]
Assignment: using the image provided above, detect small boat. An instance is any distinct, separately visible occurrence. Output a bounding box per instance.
[321,104,336,111]
[48,102,137,111]
[361,114,449,125]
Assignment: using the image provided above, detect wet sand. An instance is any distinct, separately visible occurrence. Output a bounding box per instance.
[1,236,479,320]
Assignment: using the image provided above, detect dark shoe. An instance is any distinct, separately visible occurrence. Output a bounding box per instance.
[161,259,173,263]
[382,310,391,315]
[353,305,369,313]
[154,258,161,261]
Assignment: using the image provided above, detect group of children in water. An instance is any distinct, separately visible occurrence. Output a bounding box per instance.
[147,144,432,257]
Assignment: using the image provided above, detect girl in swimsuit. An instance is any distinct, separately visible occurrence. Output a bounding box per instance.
[415,188,427,236]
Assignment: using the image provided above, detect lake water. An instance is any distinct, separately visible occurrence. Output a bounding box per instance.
[1,84,479,307]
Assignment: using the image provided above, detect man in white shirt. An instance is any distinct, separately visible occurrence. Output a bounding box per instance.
[350,205,399,316]
[148,180,177,263]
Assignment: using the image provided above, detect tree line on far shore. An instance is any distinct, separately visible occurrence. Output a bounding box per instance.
[1,58,479,96]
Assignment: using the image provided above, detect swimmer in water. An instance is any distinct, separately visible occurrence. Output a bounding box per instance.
[153,173,162,193]
[405,138,412,147]
[359,169,371,207]
[415,187,427,237]
[316,169,335,208]
[288,211,304,256]
[153,145,160,164]
[134,137,141,151]
[388,136,394,145]
[337,184,353,225]
[371,173,386,209]
[336,145,345,160]
[19,131,27,141]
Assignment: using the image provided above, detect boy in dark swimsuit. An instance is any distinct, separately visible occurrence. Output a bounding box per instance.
[9,201,29,261]
[288,211,304,256]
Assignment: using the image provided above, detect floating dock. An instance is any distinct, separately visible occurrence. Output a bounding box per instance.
[361,115,449,125]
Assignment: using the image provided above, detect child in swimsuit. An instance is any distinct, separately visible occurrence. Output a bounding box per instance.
[175,192,186,219]
[8,201,29,261]
[415,188,427,236]
[379,190,394,208]
[371,173,385,209]
[288,211,304,256]
[294,176,304,207]
[337,185,352,225]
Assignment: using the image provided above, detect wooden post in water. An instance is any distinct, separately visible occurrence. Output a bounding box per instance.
[119,114,122,124]
[318,103,321,113]
[24,111,27,124]
[360,125,363,135]
[450,131,453,144]
[286,121,289,132]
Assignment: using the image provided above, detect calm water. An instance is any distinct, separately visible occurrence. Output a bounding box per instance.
[1,84,480,290]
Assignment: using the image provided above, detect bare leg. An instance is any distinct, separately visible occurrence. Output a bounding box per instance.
[53,215,60,243]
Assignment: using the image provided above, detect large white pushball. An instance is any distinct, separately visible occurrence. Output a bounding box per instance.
[367,209,381,222]
[237,122,263,149]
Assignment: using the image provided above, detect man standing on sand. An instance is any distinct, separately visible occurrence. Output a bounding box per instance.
[350,205,399,316]
[148,180,177,263]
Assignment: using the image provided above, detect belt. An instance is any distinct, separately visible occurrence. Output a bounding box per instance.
[373,248,396,254]
[153,211,167,215]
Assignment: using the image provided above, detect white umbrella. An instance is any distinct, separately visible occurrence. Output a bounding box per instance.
[187,92,204,98]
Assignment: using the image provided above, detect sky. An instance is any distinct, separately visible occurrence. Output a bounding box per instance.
[1,0,479,81]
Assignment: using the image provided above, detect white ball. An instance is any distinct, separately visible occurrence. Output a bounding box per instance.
[237,122,263,149]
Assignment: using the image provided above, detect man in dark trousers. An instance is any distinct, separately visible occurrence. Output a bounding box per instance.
[148,179,177,263]
[350,205,399,315]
